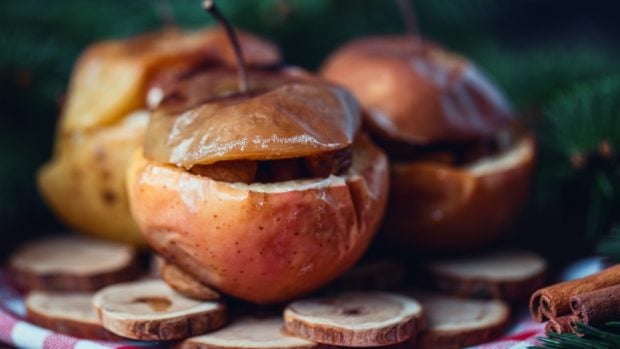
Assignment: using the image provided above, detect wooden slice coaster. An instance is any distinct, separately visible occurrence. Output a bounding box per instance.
[284,291,423,347]
[9,236,141,292]
[179,317,319,349]
[160,260,220,301]
[93,279,226,340]
[413,293,510,349]
[26,291,121,340]
[424,249,547,300]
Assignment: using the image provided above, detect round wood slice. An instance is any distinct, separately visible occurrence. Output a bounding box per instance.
[160,261,220,300]
[93,279,226,340]
[284,291,423,347]
[179,317,319,349]
[424,249,547,300]
[26,291,121,340]
[413,293,510,349]
[9,236,141,292]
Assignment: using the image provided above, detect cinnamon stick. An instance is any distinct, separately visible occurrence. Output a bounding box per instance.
[545,315,576,334]
[569,284,620,325]
[529,264,620,322]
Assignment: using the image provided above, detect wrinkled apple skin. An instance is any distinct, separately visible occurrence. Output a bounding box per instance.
[321,36,513,145]
[62,28,280,133]
[126,135,388,303]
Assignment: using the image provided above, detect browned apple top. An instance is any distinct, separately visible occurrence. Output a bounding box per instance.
[100,26,280,72]
[144,68,361,170]
[322,35,514,145]
[62,26,281,132]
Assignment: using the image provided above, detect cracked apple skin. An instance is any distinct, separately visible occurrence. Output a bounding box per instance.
[126,135,388,304]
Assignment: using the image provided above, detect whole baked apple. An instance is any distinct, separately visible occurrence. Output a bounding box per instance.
[127,66,389,303]
[322,35,534,251]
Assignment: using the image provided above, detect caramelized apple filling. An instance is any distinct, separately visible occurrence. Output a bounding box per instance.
[377,135,502,166]
[189,147,353,183]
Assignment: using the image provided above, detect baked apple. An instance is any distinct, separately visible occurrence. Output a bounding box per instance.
[38,27,280,245]
[126,65,389,303]
[385,135,535,250]
[322,35,534,251]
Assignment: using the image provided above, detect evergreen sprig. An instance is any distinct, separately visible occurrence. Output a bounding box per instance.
[467,41,620,109]
[531,321,620,349]
[542,77,620,164]
[532,76,620,244]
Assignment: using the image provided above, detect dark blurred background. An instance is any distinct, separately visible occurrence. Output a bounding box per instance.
[1,0,619,259]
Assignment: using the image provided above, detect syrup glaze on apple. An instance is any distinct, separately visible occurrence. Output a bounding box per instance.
[145,67,360,182]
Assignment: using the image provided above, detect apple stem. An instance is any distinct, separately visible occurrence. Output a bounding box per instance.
[203,0,249,94]
[394,0,419,38]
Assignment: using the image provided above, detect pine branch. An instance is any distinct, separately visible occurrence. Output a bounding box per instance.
[541,77,620,162]
[531,76,620,244]
[530,321,620,349]
[467,41,620,109]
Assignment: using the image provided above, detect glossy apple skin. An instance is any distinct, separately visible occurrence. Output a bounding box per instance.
[383,135,535,251]
[321,36,513,145]
[126,135,388,303]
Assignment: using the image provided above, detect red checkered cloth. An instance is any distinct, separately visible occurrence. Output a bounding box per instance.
[469,312,545,348]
